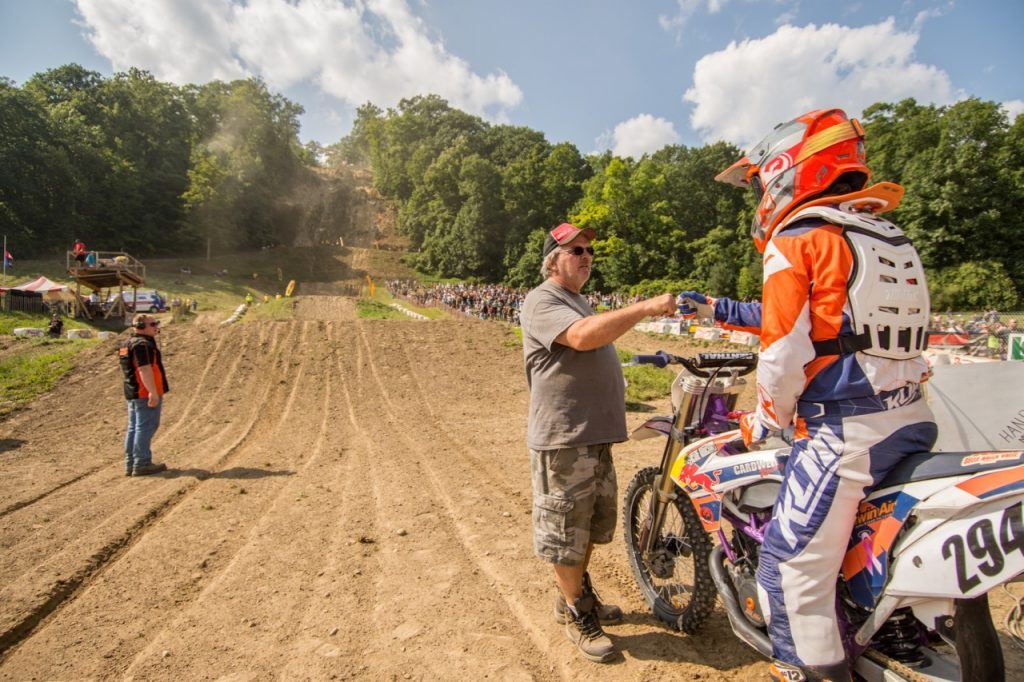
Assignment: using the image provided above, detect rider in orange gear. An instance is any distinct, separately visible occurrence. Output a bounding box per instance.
[679,109,936,681]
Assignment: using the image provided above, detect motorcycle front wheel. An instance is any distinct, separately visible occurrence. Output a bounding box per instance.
[622,466,716,633]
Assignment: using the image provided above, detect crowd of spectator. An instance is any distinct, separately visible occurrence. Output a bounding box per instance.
[388,280,1023,358]
[931,309,1019,336]
[387,281,641,324]
[389,281,526,323]
[930,310,1022,359]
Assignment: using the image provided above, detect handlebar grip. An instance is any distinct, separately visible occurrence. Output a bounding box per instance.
[631,352,671,368]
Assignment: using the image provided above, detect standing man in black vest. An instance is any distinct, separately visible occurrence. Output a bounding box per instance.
[118,313,169,476]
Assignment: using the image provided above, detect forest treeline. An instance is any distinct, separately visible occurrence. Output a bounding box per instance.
[3,64,1022,308]
[1,64,316,260]
[330,95,1024,309]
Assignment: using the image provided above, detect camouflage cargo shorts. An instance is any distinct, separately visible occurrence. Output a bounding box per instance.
[529,443,617,566]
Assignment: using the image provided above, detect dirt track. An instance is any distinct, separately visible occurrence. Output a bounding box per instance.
[1,297,1022,680]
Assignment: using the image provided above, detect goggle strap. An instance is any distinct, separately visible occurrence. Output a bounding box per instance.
[794,121,861,165]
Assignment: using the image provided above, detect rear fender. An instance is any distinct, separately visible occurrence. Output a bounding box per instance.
[844,468,1024,607]
[842,478,953,608]
[886,494,1024,599]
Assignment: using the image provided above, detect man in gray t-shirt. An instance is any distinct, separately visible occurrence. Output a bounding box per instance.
[520,222,676,663]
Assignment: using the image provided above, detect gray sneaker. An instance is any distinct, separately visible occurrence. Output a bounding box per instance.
[132,462,167,476]
[554,572,623,625]
[564,593,617,663]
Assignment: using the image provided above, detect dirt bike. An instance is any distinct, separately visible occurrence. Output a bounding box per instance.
[622,350,1024,681]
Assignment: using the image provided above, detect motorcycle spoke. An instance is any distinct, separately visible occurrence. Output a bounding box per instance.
[633,487,698,608]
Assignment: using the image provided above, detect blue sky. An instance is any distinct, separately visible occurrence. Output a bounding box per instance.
[1,0,1021,157]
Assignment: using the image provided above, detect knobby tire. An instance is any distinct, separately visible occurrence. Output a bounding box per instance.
[622,466,716,633]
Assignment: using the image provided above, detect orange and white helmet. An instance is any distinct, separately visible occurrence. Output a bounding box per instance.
[716,109,869,252]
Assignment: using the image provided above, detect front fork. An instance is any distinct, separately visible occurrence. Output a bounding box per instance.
[641,427,687,554]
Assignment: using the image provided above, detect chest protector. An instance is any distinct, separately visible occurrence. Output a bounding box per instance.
[780,205,930,360]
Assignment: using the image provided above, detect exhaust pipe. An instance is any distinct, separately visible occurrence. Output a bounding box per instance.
[709,544,773,658]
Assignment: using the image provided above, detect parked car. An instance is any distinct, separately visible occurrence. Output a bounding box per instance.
[108,290,166,313]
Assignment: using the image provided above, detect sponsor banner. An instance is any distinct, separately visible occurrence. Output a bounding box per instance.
[694,326,722,341]
[728,330,759,346]
[1010,334,1024,361]
[633,320,685,335]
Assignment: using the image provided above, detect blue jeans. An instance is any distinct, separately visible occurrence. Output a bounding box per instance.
[124,398,162,470]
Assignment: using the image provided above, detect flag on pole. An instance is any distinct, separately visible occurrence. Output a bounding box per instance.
[2,250,11,269]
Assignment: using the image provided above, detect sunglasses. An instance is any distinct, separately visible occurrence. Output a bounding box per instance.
[561,246,595,256]
[146,321,160,328]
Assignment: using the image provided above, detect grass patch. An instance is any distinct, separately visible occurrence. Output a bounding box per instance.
[356,299,406,320]
[246,297,295,321]
[371,287,447,320]
[503,327,523,348]
[617,347,675,404]
[0,338,95,417]
[0,311,90,336]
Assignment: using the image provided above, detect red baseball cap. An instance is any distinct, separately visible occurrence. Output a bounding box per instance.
[542,223,596,258]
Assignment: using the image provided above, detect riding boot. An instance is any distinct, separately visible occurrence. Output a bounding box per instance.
[769,659,852,682]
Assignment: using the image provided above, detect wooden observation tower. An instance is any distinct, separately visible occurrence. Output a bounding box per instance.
[66,251,146,321]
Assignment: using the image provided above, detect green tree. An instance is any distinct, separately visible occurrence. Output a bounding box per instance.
[929,261,1019,310]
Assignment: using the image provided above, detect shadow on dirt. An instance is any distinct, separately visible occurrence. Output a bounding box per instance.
[0,439,26,454]
[158,467,296,480]
[609,612,763,670]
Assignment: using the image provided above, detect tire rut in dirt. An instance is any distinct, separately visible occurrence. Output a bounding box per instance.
[0,324,258,521]
[346,320,565,680]
[359,320,753,678]
[0,322,307,671]
[0,323,273,584]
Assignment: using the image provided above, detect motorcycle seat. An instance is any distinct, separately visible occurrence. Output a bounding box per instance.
[875,451,1024,489]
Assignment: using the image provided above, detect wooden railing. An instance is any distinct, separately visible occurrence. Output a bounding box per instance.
[66,251,146,279]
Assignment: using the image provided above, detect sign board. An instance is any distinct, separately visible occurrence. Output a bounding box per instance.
[729,330,759,347]
[926,361,1024,451]
[693,326,722,341]
[1010,333,1024,361]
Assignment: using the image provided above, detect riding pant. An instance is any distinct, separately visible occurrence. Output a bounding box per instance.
[756,386,937,667]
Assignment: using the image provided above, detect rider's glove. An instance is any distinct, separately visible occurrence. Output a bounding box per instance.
[677,291,716,320]
[740,412,772,447]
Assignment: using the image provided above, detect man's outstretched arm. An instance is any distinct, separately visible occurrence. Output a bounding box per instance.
[556,294,677,352]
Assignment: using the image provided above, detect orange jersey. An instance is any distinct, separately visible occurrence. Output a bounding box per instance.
[716,218,929,430]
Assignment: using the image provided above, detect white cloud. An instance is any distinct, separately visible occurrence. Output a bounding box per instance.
[775,8,799,26]
[599,114,680,159]
[683,19,958,146]
[72,0,522,119]
[1003,100,1024,122]
[659,0,727,35]
[913,1,953,29]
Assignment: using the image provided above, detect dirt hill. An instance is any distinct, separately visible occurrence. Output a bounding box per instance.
[277,165,399,250]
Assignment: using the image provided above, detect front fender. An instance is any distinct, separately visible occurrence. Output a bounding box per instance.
[630,415,673,441]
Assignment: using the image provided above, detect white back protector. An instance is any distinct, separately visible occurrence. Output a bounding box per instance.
[781,205,930,360]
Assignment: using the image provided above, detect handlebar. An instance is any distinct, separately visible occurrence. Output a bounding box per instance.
[631,352,672,368]
[631,350,757,378]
